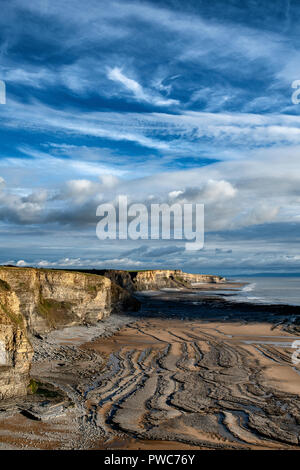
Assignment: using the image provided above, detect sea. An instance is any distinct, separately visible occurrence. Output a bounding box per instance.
[223,276,300,307]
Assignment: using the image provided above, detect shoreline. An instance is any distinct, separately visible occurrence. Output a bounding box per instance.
[0,284,300,449]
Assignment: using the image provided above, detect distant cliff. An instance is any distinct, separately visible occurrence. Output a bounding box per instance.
[133,270,226,291]
[0,267,139,399]
[92,269,226,292]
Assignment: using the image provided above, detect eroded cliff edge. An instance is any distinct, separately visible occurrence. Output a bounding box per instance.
[0,267,139,399]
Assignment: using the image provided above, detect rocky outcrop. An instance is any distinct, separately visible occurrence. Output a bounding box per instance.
[0,267,139,399]
[95,269,225,291]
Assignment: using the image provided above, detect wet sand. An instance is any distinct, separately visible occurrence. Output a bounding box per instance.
[82,318,300,449]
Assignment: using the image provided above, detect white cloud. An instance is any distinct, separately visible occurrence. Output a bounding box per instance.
[108,67,147,101]
[169,190,183,199]
[107,67,179,107]
[0,185,48,224]
[4,98,300,159]
[36,256,142,268]
[1,143,299,232]
[201,179,237,201]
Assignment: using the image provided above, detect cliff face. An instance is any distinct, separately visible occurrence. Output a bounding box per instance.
[133,270,225,290]
[174,271,226,285]
[0,267,139,399]
[94,270,136,292]
[0,267,139,336]
[99,269,225,291]
[0,282,33,399]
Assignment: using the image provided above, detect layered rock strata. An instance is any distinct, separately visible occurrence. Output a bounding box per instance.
[0,267,139,399]
[93,269,226,292]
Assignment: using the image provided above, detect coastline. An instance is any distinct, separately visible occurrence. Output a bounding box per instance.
[0,280,300,449]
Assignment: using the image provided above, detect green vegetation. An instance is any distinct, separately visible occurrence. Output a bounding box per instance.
[0,302,24,327]
[37,296,74,327]
[28,379,61,398]
[0,279,11,291]
[86,283,103,295]
[173,275,190,287]
[0,265,106,279]
[87,284,97,293]
[17,282,27,289]
[28,378,39,394]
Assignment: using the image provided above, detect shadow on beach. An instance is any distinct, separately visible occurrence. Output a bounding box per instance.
[130,289,300,328]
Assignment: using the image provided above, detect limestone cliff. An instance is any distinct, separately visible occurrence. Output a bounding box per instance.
[96,269,225,291]
[0,267,139,399]
[0,267,139,336]
[0,281,33,399]
[132,269,225,290]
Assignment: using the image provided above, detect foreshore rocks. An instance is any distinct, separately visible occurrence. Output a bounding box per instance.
[0,267,139,399]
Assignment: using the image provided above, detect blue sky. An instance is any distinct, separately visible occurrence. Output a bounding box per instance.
[0,0,300,274]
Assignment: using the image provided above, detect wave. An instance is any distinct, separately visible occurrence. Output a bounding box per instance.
[242,283,256,292]
[246,296,267,303]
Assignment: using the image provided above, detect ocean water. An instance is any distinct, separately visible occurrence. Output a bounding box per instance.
[227,277,300,306]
